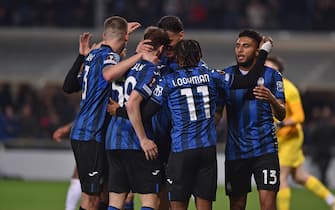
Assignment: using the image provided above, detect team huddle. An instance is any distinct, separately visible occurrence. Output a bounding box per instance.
[53,15,335,210]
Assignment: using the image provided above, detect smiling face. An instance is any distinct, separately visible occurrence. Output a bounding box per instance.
[235,36,259,70]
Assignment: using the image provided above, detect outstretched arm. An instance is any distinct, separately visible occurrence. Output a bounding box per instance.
[103,52,159,82]
[63,32,101,93]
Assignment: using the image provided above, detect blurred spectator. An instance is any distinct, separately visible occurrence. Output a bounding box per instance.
[18,103,39,138]
[221,0,245,29]
[312,0,335,30]
[163,0,185,19]
[0,0,334,30]
[0,82,13,110]
[0,105,20,141]
[245,0,268,29]
[310,105,335,187]
[0,82,78,140]
[188,0,208,27]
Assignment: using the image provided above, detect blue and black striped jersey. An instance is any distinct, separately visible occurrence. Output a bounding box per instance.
[224,65,285,160]
[151,66,232,152]
[151,57,212,137]
[105,60,157,150]
[70,45,120,143]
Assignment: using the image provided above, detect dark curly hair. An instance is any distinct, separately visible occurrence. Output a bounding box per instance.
[175,39,202,68]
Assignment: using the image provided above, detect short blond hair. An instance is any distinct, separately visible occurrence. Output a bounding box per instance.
[103,16,128,40]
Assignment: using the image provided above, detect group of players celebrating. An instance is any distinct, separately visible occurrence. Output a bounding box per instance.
[60,14,289,210]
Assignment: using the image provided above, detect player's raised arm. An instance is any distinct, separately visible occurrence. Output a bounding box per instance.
[102,52,159,82]
[229,37,273,89]
[63,32,101,93]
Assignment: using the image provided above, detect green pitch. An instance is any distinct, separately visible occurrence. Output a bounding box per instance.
[0,180,331,210]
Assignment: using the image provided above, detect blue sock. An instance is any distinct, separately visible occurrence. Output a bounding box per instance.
[141,207,154,210]
[108,206,120,210]
[124,201,134,210]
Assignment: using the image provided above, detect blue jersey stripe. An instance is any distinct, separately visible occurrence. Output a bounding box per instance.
[224,65,284,160]
[152,66,227,152]
[70,45,119,142]
[105,60,157,150]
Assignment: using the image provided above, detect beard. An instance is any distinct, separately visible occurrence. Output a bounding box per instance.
[237,56,255,68]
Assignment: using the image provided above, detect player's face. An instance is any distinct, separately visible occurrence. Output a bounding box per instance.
[265,60,279,71]
[166,31,184,59]
[235,36,259,68]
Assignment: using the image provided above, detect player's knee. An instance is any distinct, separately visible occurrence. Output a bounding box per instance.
[293,173,308,185]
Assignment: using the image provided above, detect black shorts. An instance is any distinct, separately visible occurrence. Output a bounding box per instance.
[156,134,171,165]
[106,150,163,194]
[167,146,217,202]
[71,140,106,195]
[225,152,280,196]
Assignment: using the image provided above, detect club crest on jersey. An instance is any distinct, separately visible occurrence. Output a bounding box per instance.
[276,81,284,92]
[104,53,117,65]
[257,77,265,86]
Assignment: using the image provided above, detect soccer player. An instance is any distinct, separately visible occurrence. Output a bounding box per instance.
[69,16,142,210]
[223,29,286,210]
[265,57,335,210]
[63,22,144,210]
[54,31,100,210]
[125,37,272,210]
[157,15,184,60]
[103,26,169,210]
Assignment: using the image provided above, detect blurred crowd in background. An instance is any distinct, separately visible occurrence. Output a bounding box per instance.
[1,82,335,146]
[0,82,80,140]
[0,0,335,30]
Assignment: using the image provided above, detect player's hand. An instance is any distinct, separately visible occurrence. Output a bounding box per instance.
[253,85,276,103]
[259,36,273,53]
[79,32,93,56]
[128,22,141,35]
[79,32,101,56]
[52,126,68,142]
[259,36,273,47]
[140,138,158,160]
[136,39,154,53]
[142,52,160,65]
[107,98,120,116]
